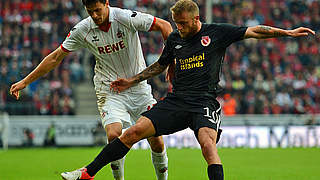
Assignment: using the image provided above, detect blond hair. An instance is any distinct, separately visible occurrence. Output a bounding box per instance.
[170,0,199,17]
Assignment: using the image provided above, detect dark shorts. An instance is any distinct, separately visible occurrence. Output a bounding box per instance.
[142,93,221,138]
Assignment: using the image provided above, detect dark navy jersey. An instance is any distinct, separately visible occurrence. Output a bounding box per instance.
[158,23,247,98]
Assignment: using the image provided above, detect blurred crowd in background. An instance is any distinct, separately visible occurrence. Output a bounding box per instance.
[0,0,319,116]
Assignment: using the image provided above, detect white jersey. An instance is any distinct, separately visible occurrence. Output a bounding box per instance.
[61,6,155,92]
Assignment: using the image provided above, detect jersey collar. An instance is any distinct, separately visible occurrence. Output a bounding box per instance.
[182,22,204,41]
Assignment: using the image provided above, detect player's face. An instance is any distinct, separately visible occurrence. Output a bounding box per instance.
[85,1,109,26]
[172,11,199,38]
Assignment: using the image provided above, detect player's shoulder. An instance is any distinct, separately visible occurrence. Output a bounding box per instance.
[72,17,92,33]
[74,16,92,30]
[109,6,134,21]
[202,23,240,35]
[203,23,225,30]
[110,6,130,15]
[167,30,181,42]
[110,6,152,23]
[207,22,241,30]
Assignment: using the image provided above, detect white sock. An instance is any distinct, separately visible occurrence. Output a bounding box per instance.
[151,148,168,180]
[110,157,125,180]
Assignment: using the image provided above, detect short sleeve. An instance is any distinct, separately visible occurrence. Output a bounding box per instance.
[130,11,155,31]
[115,8,155,32]
[217,23,247,48]
[61,26,84,52]
[157,40,174,66]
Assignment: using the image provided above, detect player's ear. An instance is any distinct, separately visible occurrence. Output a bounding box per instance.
[105,0,109,6]
[194,16,200,21]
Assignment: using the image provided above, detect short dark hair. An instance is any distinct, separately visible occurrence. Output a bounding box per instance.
[82,0,106,6]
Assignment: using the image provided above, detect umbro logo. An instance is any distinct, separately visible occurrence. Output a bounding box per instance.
[175,45,182,49]
[92,35,99,42]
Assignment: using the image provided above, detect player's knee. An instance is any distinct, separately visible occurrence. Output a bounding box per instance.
[123,126,143,144]
[149,138,165,152]
[153,141,165,152]
[200,140,216,153]
[198,128,217,148]
[107,131,122,142]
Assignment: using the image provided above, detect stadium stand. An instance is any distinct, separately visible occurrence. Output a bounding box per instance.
[0,0,319,115]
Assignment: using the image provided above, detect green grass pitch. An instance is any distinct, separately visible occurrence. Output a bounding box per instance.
[0,147,319,180]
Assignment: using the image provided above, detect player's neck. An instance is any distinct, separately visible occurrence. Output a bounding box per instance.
[99,20,111,32]
[196,22,202,34]
[189,22,202,38]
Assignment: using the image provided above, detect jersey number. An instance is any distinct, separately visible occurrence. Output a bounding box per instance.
[203,107,221,126]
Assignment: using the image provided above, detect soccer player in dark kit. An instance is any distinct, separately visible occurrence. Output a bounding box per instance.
[61,0,315,179]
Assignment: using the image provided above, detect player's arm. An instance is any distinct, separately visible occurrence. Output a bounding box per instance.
[110,62,168,93]
[149,17,173,82]
[149,17,173,40]
[130,61,168,84]
[244,25,315,39]
[10,47,69,99]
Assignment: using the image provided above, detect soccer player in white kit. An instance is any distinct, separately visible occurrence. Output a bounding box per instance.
[9,0,172,180]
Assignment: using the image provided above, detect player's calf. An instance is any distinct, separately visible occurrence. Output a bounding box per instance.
[151,149,168,180]
[110,158,125,180]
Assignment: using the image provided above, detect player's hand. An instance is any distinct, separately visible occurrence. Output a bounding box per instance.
[289,27,315,37]
[110,78,134,93]
[10,80,27,100]
[166,61,176,83]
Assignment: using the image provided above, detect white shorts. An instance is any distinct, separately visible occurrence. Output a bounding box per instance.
[94,79,156,129]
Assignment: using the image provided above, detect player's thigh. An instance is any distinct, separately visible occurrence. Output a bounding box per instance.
[105,122,122,141]
[191,99,222,139]
[128,91,157,123]
[120,116,156,145]
[142,100,191,136]
[97,94,132,129]
[197,127,217,147]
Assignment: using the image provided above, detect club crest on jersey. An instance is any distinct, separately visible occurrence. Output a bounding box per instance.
[117,29,124,38]
[201,36,211,47]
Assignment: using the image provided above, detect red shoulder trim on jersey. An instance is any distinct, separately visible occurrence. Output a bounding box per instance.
[60,44,71,52]
[99,22,112,32]
[148,17,157,32]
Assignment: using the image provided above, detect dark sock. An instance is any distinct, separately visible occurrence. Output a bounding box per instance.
[208,164,224,180]
[86,138,130,176]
